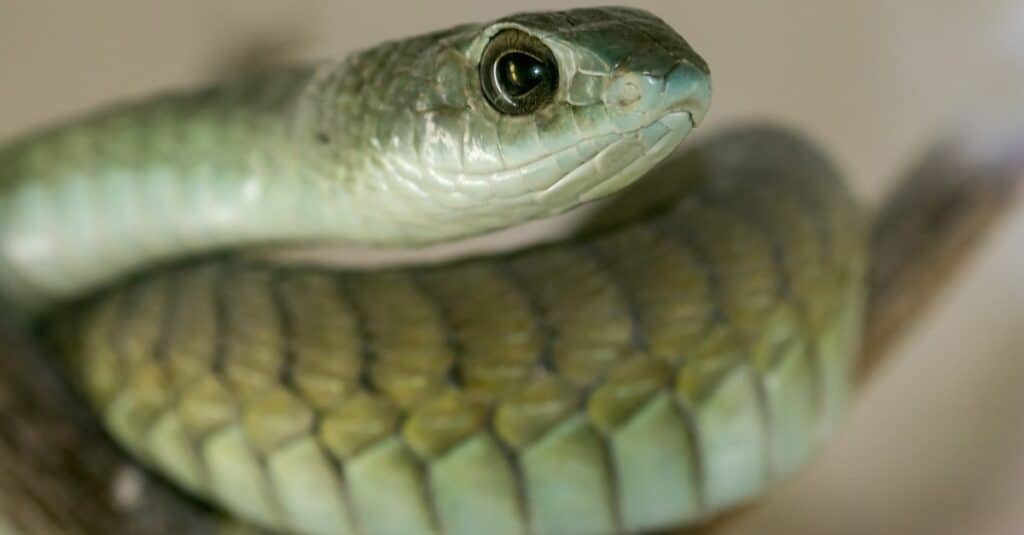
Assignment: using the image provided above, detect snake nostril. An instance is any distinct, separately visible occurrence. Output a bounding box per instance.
[616,80,643,107]
[608,74,653,112]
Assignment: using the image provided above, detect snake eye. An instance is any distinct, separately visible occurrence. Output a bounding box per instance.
[496,53,547,97]
[480,30,558,115]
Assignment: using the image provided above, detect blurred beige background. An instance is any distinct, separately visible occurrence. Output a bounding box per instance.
[2,1,1023,534]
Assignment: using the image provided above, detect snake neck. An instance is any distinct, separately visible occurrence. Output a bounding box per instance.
[0,66,366,313]
[0,9,715,315]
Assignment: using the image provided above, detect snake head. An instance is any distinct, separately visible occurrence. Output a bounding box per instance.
[300,7,711,244]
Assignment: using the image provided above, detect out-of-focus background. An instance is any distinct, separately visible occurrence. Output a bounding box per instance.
[2,1,1023,534]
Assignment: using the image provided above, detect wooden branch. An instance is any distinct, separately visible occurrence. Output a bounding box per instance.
[862,134,1024,378]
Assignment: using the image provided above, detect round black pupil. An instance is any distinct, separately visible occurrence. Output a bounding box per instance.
[496,52,546,97]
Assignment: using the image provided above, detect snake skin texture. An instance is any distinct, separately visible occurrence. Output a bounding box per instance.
[0,6,867,535]
[0,7,709,313]
[53,129,866,534]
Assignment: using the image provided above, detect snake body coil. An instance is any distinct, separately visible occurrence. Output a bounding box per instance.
[0,8,866,535]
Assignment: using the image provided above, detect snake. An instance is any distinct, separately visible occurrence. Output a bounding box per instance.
[0,7,872,535]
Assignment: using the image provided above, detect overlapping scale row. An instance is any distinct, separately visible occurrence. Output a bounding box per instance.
[60,140,865,535]
[417,263,542,399]
[277,271,364,409]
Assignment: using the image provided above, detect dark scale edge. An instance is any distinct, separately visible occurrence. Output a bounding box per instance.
[593,423,627,534]
[108,273,179,465]
[694,186,796,483]
[484,408,536,534]
[492,261,558,376]
[333,274,378,395]
[416,262,536,534]
[140,265,222,497]
[255,266,345,532]
[721,156,850,433]
[268,269,301,396]
[720,174,829,439]
[649,198,775,496]
[338,270,446,535]
[670,393,709,518]
[569,241,653,532]
[576,241,649,353]
[85,281,140,417]
[407,271,466,390]
[312,418,367,535]
[201,261,290,529]
[133,268,206,478]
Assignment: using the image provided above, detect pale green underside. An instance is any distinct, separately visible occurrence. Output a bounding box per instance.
[59,126,867,534]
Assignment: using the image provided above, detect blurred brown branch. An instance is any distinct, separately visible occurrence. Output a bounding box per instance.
[862,132,1024,377]
[0,317,221,534]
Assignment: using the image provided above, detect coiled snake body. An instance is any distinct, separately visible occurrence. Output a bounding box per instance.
[0,8,869,535]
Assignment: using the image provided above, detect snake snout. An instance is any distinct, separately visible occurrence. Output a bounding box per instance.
[666,61,713,127]
[607,61,712,133]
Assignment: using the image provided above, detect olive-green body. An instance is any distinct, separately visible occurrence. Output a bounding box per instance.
[0,7,866,535]
[55,130,866,534]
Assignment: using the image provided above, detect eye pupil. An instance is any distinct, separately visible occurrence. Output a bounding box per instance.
[497,53,547,97]
[480,30,558,116]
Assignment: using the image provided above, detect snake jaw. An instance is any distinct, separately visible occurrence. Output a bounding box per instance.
[534,57,711,208]
[578,110,697,203]
[538,110,697,206]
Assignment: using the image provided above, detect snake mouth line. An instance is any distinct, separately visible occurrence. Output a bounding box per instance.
[405,110,697,199]
[538,110,695,205]
[264,113,694,268]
